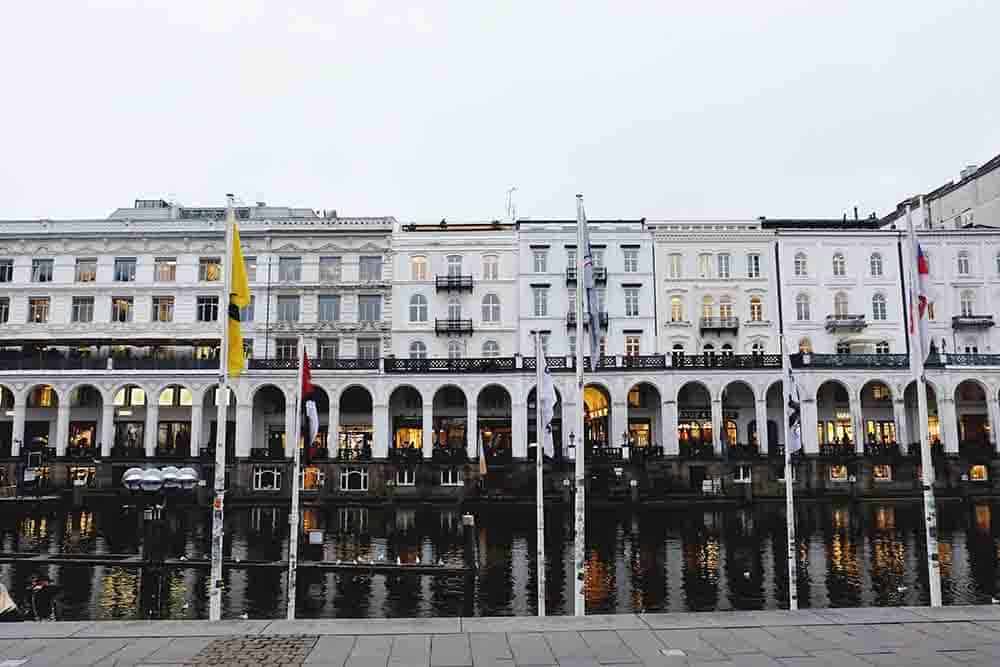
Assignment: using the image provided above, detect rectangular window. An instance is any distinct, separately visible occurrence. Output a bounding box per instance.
[243,256,257,283]
[277,296,300,322]
[533,287,548,316]
[32,259,54,283]
[625,335,640,356]
[300,466,325,491]
[358,295,381,322]
[396,467,416,486]
[596,288,607,314]
[569,334,576,357]
[0,298,8,324]
[358,338,380,359]
[75,258,97,282]
[567,249,577,270]
[624,288,640,317]
[359,256,383,282]
[698,254,711,278]
[717,253,731,279]
[482,255,499,280]
[319,256,342,282]
[873,464,893,482]
[734,465,752,483]
[440,467,463,486]
[278,257,302,282]
[239,295,255,322]
[114,257,137,282]
[27,297,48,323]
[670,296,684,322]
[198,257,222,282]
[533,250,548,273]
[71,297,94,323]
[153,296,174,322]
[623,248,639,273]
[197,296,220,322]
[318,338,340,359]
[242,339,253,360]
[446,255,463,277]
[592,249,605,268]
[318,295,341,322]
[829,465,849,482]
[110,297,132,322]
[668,253,682,279]
[747,253,761,278]
[252,465,282,491]
[155,257,176,282]
[533,333,550,357]
[0,260,12,283]
[276,338,297,360]
[340,466,370,491]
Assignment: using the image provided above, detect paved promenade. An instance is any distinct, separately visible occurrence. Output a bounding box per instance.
[2,606,1000,666]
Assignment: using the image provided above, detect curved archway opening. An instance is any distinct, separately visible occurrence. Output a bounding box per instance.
[478,385,512,460]
[721,381,755,456]
[528,385,563,460]
[584,384,611,452]
[389,386,423,456]
[677,382,712,458]
[111,384,147,456]
[955,380,990,457]
[816,380,852,454]
[68,385,103,457]
[253,384,287,458]
[626,382,662,459]
[758,382,784,456]
[25,384,59,451]
[0,386,12,457]
[903,381,940,454]
[202,386,238,460]
[156,384,193,458]
[339,386,373,459]
[859,381,895,454]
[433,386,468,458]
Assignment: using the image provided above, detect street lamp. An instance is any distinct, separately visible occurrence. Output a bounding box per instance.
[568,431,576,460]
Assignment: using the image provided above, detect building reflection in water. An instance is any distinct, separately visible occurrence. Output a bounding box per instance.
[975,504,991,534]
[826,505,861,607]
[97,567,140,619]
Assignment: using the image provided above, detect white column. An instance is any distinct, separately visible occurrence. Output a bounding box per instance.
[755,398,769,455]
[940,396,959,454]
[988,399,1000,453]
[511,401,527,459]
[663,400,678,456]
[100,404,114,457]
[11,398,25,457]
[801,398,819,454]
[850,396,865,454]
[189,404,203,457]
[422,403,434,460]
[612,400,628,453]
[236,404,252,457]
[328,403,340,455]
[710,398,723,456]
[144,402,159,457]
[55,406,70,457]
[284,393,297,458]
[466,399,478,460]
[893,399,909,453]
[373,403,389,459]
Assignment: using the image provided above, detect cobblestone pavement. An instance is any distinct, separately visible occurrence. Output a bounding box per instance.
[0,606,999,665]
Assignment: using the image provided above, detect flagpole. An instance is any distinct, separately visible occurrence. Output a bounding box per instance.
[573,195,586,616]
[209,196,235,621]
[287,335,305,619]
[534,330,546,617]
[906,203,943,607]
[772,240,799,611]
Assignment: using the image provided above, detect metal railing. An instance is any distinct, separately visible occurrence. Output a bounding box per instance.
[699,317,739,331]
[435,275,474,291]
[565,267,607,283]
[565,312,609,328]
[435,319,474,335]
[825,314,867,331]
[670,353,781,369]
[790,353,909,369]
[951,315,995,329]
[386,357,516,373]
[933,353,1000,366]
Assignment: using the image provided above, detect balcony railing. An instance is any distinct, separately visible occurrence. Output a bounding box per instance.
[952,315,995,329]
[0,356,221,371]
[825,314,867,332]
[566,312,609,328]
[725,443,761,460]
[790,353,909,369]
[819,443,856,458]
[435,275,474,292]
[432,447,468,463]
[699,317,739,332]
[670,353,781,369]
[112,357,220,371]
[932,353,1000,366]
[247,358,379,371]
[863,442,903,458]
[622,355,667,369]
[435,319,474,335]
[680,442,716,459]
[565,267,607,283]
[386,357,516,373]
[388,447,423,462]
[522,356,569,371]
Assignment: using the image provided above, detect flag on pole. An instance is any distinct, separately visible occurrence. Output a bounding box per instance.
[580,208,601,368]
[539,365,557,458]
[227,216,252,376]
[301,349,319,451]
[786,363,802,457]
[909,241,933,361]
[478,430,487,478]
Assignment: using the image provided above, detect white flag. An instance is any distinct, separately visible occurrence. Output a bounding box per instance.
[539,366,557,458]
[786,365,802,456]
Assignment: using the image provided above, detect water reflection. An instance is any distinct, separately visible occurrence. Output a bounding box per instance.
[0,501,997,619]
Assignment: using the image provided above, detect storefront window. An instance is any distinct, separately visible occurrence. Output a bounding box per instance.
[252,465,282,491]
[873,464,893,482]
[69,466,97,487]
[300,466,325,490]
[829,465,848,482]
[68,422,96,450]
[970,464,989,482]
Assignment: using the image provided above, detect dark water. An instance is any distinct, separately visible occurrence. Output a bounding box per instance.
[0,500,998,620]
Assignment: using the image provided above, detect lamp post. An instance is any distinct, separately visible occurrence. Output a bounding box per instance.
[568,431,576,461]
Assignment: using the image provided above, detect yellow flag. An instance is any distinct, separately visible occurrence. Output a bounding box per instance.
[228,219,251,376]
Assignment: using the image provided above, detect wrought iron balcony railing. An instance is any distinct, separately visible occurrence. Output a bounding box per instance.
[699,317,739,332]
[952,315,995,329]
[435,319,474,335]
[565,312,609,328]
[247,357,379,371]
[565,267,607,283]
[790,353,908,369]
[0,355,221,371]
[385,357,516,373]
[825,314,867,332]
[930,353,1000,366]
[435,275,474,292]
[670,353,781,369]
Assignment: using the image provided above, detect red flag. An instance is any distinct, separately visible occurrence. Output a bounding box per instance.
[302,350,315,398]
[301,350,319,452]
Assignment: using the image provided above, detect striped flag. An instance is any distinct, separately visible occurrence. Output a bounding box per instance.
[910,243,933,361]
[227,213,251,376]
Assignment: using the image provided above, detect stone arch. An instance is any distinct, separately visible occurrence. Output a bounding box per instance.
[857,378,894,403]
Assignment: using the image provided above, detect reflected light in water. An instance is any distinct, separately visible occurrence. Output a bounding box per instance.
[20,516,48,539]
[584,550,611,607]
[874,507,896,531]
[938,542,953,579]
[975,504,991,533]
[832,508,848,531]
[97,567,139,619]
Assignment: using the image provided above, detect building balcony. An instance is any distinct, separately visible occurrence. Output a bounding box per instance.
[825,314,867,332]
[385,357,516,373]
[434,319,473,336]
[931,353,1000,366]
[790,352,908,369]
[565,312,609,328]
[725,443,761,460]
[565,267,607,284]
[819,443,856,458]
[679,441,716,460]
[621,355,667,369]
[670,353,781,370]
[246,358,379,371]
[388,447,423,463]
[863,441,903,458]
[0,355,220,372]
[952,314,995,329]
[435,275,474,292]
[699,317,739,332]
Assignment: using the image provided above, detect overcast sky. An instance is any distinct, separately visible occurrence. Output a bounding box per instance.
[2,1,998,222]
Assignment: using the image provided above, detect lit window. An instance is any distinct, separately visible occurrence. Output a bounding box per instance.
[873,464,893,482]
[872,294,887,320]
[957,250,970,275]
[623,248,639,273]
[150,296,173,323]
[798,338,812,353]
[832,253,846,277]
[793,252,807,277]
[625,336,640,356]
[409,341,427,359]
[670,296,684,322]
[795,294,810,321]
[746,253,760,279]
[75,258,97,282]
[701,296,714,319]
[409,294,428,322]
[410,256,428,281]
[27,297,49,323]
[440,467,463,486]
[300,466,325,491]
[112,297,134,323]
[482,255,499,280]
[482,294,501,322]
[719,296,733,320]
[749,296,763,321]
[198,257,221,282]
[870,253,883,277]
[829,465,848,482]
[970,464,989,482]
[155,257,177,282]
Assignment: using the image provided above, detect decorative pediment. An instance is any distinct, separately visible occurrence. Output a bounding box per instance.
[272,243,307,254]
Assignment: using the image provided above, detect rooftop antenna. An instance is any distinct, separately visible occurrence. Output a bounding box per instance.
[505,186,518,221]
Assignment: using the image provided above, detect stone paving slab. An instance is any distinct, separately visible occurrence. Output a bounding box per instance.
[461,616,645,634]
[268,619,463,637]
[77,620,272,638]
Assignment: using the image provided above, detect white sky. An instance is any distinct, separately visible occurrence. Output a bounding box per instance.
[2,1,998,221]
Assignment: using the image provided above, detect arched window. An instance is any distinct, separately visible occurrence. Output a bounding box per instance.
[448,340,463,359]
[751,341,765,355]
[957,250,970,275]
[872,293,887,320]
[718,295,733,319]
[798,338,812,354]
[409,294,427,322]
[832,252,846,277]
[447,297,462,320]
[875,341,890,355]
[409,341,427,359]
[482,340,500,357]
[701,296,714,319]
[960,290,975,316]
[834,292,849,317]
[703,343,715,356]
[481,294,500,322]
[482,254,499,280]
[410,256,427,281]
[749,296,763,321]
[670,296,684,322]
[672,343,685,353]
[870,252,883,277]
[836,341,851,354]
[721,343,734,357]
[794,252,808,277]
[795,293,810,321]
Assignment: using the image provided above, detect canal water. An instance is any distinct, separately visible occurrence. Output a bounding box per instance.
[0,500,997,619]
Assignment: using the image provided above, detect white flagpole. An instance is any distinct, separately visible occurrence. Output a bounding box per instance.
[209,196,235,621]
[286,335,305,619]
[771,240,799,610]
[906,204,943,607]
[534,330,546,617]
[573,194,586,616]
